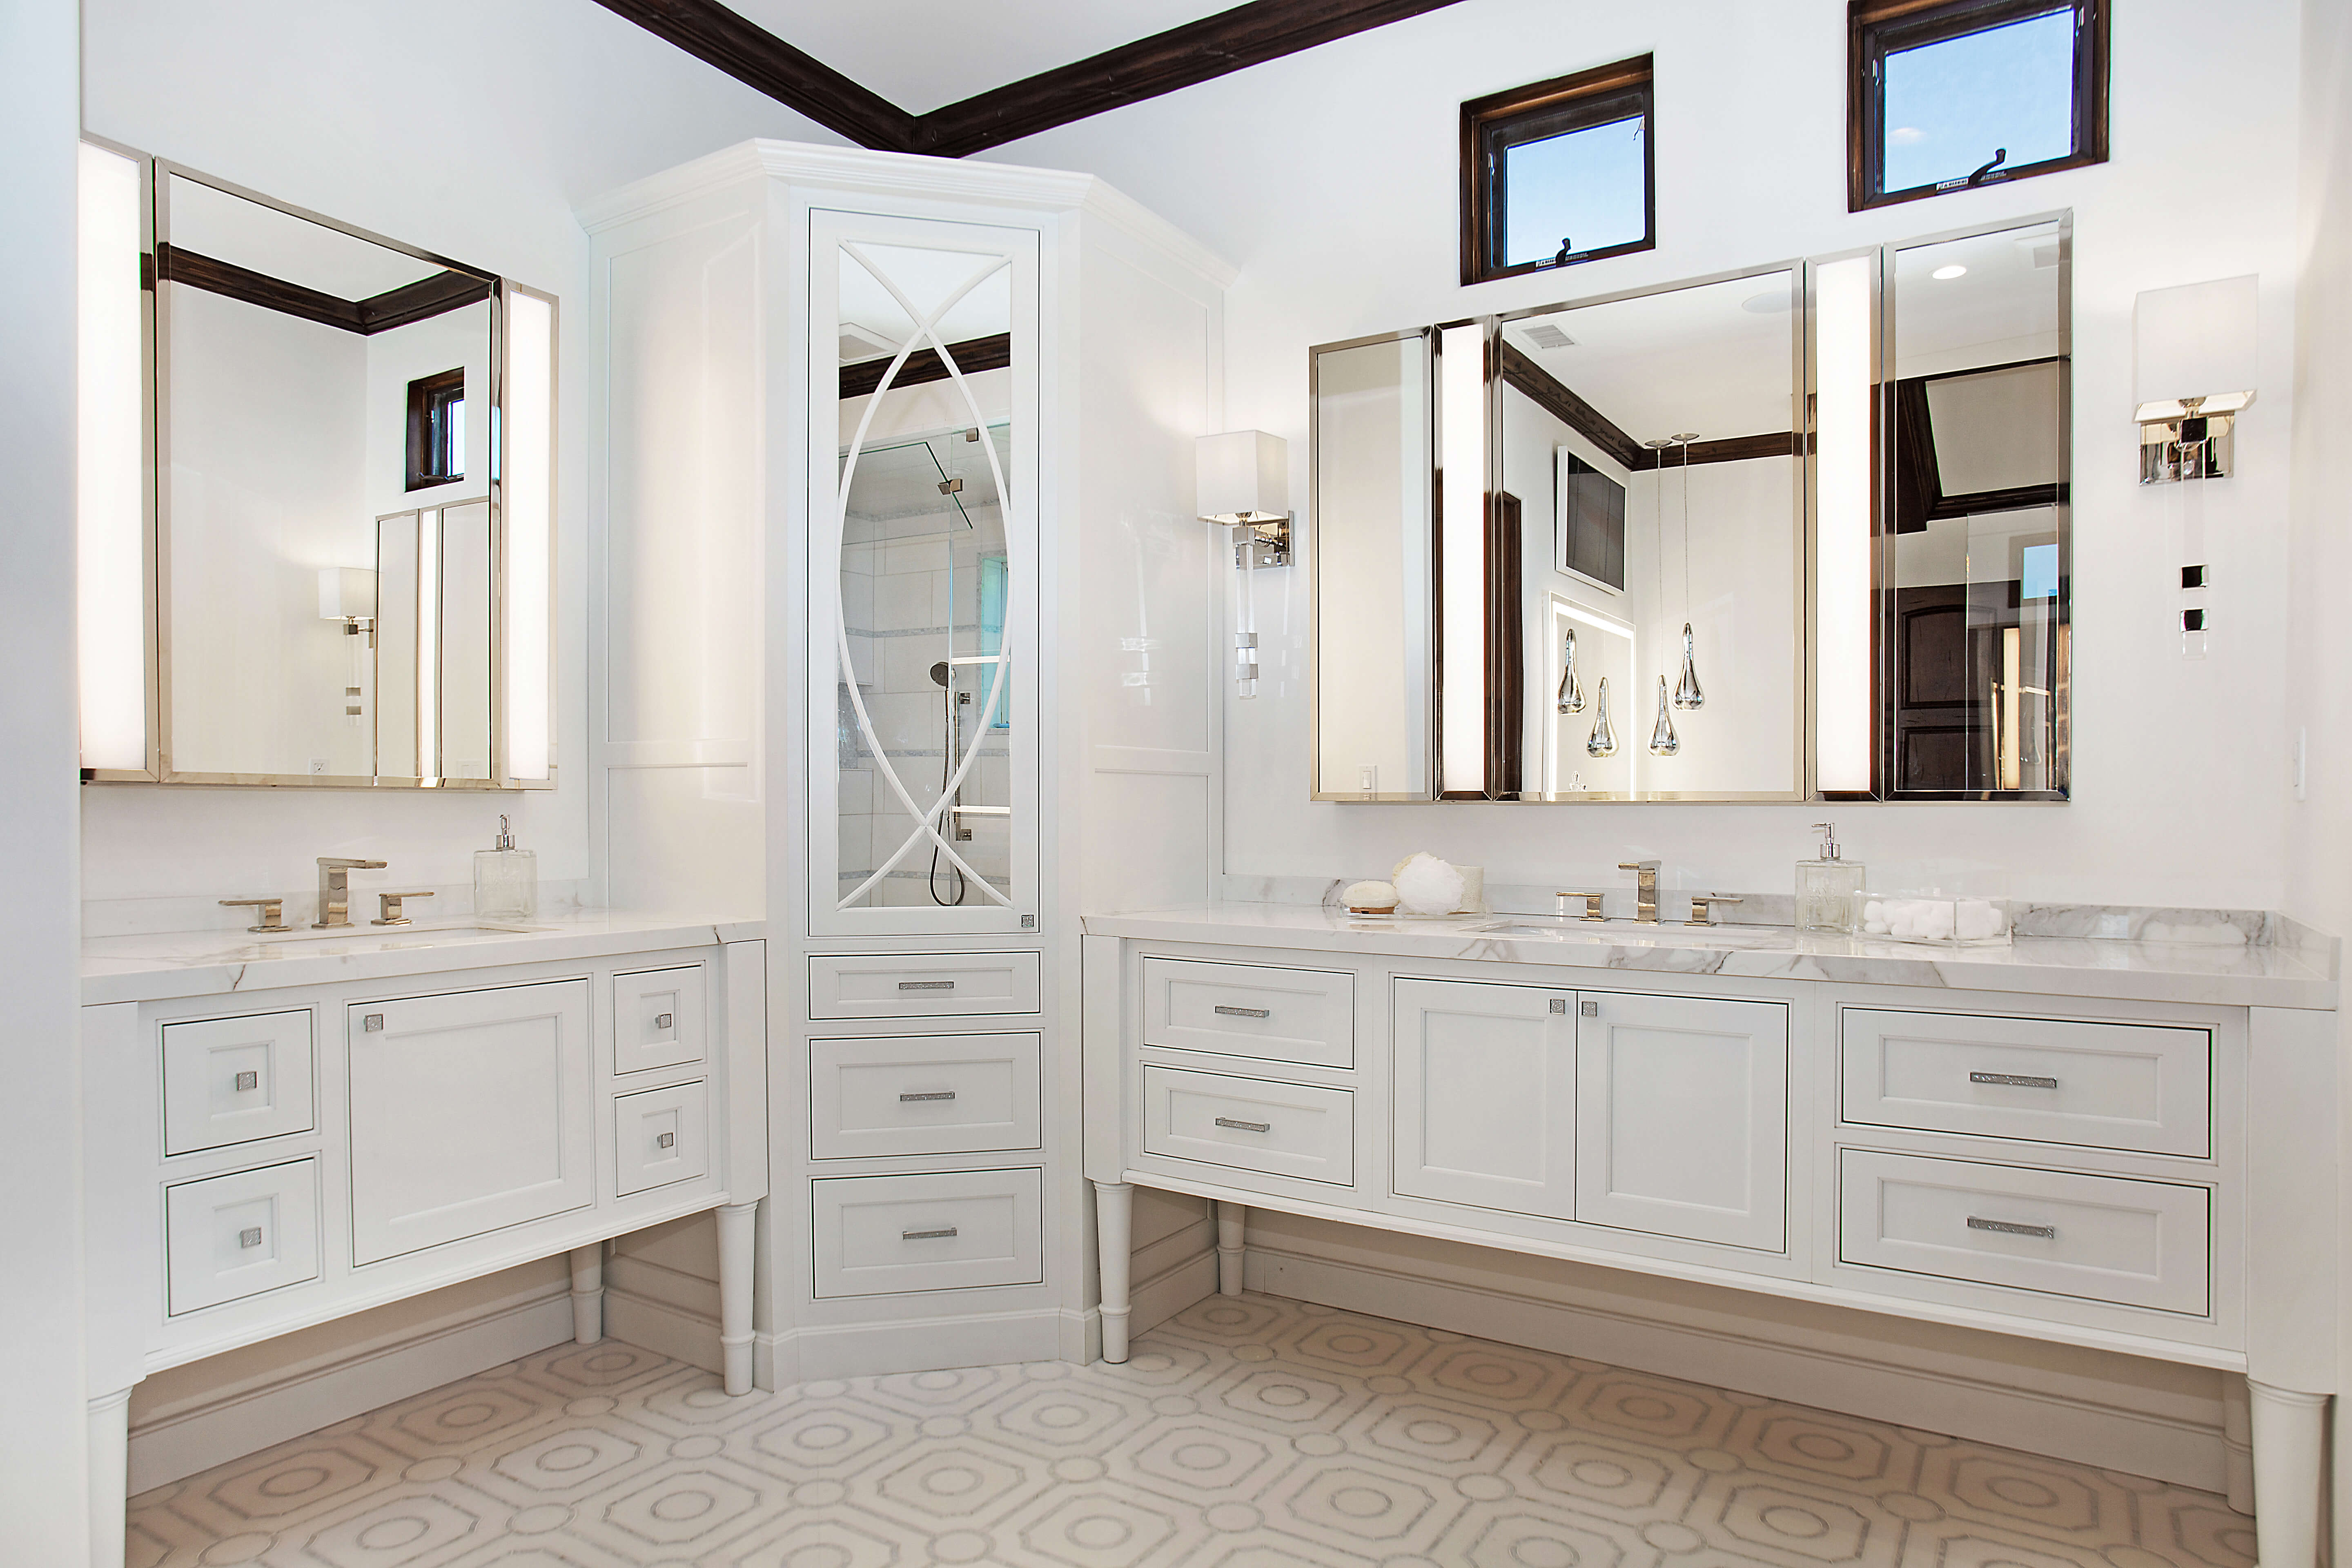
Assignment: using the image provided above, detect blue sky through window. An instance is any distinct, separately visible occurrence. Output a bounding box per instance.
[1883,8,2076,192]
[1503,114,1646,269]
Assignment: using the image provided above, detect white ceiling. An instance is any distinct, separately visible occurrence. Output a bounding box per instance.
[724,0,1240,116]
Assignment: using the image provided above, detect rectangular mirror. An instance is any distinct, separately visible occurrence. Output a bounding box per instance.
[1880,217,2070,798]
[1488,267,1805,800]
[1310,331,1434,800]
[76,152,558,788]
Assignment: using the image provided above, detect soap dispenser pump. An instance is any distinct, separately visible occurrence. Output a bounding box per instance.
[1797,821,1864,935]
[475,814,538,920]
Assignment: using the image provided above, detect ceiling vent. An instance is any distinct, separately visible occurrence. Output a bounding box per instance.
[1522,323,1576,350]
[839,323,900,363]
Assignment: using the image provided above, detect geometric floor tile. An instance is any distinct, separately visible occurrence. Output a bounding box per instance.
[127,1292,2258,1568]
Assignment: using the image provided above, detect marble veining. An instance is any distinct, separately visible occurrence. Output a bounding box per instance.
[1097,902,2337,1009]
[81,911,765,1007]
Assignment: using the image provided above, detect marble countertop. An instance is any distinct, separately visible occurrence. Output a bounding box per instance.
[82,911,767,1006]
[1082,903,2339,1010]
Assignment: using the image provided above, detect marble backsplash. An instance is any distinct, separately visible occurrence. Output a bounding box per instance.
[1216,872,2336,958]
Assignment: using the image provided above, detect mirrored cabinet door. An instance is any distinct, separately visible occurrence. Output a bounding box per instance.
[808,211,1040,935]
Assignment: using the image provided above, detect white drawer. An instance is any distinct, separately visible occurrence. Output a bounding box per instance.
[1841,1008,2212,1157]
[1141,958,1354,1068]
[1838,1150,2210,1315]
[809,952,1041,1020]
[1142,1066,1354,1186]
[162,1009,315,1156]
[165,1158,321,1315]
[615,1079,711,1197]
[613,966,707,1076]
[812,1168,1045,1298]
[811,1032,1041,1159]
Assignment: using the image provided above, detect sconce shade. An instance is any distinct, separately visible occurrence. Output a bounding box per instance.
[318,566,377,621]
[1196,430,1289,523]
[2134,276,2257,404]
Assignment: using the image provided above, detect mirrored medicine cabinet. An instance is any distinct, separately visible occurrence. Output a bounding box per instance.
[1310,212,2070,803]
[76,142,557,789]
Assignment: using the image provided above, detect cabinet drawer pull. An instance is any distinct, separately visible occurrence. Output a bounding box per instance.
[898,980,956,991]
[1967,1215,2056,1239]
[1969,1070,2059,1089]
[239,1227,263,1248]
[233,1070,259,1092]
[899,1090,957,1102]
[1214,1004,1270,1019]
[655,1012,674,1030]
[902,1226,958,1241]
[1214,1117,1271,1133]
[657,1132,676,1149]
[362,1013,384,1032]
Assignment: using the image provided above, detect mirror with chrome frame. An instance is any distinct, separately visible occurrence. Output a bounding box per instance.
[1305,213,2069,803]
[76,147,557,789]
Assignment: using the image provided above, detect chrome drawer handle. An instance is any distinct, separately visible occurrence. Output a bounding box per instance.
[362,1013,384,1032]
[239,1227,263,1248]
[1215,1117,1271,1133]
[1967,1216,2056,1239]
[900,1091,957,1102]
[1214,1005,1270,1019]
[902,1227,958,1241]
[1969,1071,2059,1089]
[657,1132,676,1149]
[234,1070,259,1092]
[655,1012,674,1030]
[899,980,956,991]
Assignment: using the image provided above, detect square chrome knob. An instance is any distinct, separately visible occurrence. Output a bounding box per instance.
[362,1014,384,1032]
[657,1131,676,1149]
[234,1070,259,1091]
[655,1012,674,1031]
[238,1227,263,1249]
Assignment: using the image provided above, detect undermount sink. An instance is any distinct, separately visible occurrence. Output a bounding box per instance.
[107,922,555,961]
[1477,919,1788,948]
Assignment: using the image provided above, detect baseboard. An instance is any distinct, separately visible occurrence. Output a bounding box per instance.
[126,1292,576,1493]
[605,1284,722,1376]
[1132,1246,1220,1336]
[756,1307,1075,1385]
[1246,1243,2227,1490]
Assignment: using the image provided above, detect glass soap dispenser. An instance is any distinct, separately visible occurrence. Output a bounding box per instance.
[475,814,538,920]
[1797,821,1864,934]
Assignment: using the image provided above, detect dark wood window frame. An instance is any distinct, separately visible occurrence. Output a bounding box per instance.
[405,368,466,492]
[1848,0,2108,212]
[1461,56,1655,287]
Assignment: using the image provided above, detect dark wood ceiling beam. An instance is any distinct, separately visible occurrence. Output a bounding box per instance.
[596,0,1470,159]
[1499,342,1644,474]
[591,0,920,150]
[839,333,1013,400]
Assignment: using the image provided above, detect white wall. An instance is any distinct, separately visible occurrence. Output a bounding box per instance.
[81,0,849,926]
[998,0,2309,908]
[1,0,92,1557]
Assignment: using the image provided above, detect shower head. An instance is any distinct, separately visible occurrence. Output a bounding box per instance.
[929,661,951,688]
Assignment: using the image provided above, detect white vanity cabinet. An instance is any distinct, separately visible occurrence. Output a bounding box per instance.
[81,923,768,1565]
[1082,913,2341,1568]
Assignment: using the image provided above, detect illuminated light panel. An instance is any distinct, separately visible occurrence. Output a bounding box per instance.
[502,286,555,781]
[1438,323,1488,795]
[78,141,148,772]
[1813,256,1874,793]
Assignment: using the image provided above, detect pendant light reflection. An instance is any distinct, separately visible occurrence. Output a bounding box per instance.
[1586,676,1618,757]
[1670,434,1704,710]
[1648,674,1679,756]
[1557,628,1585,713]
[1674,622,1704,710]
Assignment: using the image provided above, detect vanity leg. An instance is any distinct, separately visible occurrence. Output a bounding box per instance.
[2249,1380,2329,1568]
[88,1387,131,1568]
[2223,1376,2255,1515]
[716,1201,757,1396]
[568,1244,604,1345]
[1215,1201,1247,1298]
[1096,1181,1133,1364]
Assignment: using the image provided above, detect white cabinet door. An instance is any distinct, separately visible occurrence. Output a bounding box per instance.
[347,980,594,1264]
[1575,992,1788,1251]
[1392,978,1576,1217]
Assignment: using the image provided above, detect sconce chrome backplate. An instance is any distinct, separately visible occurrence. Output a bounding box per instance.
[2137,393,2251,484]
[1234,514,1292,569]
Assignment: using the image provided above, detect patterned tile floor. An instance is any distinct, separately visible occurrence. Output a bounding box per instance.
[129,1292,2258,1568]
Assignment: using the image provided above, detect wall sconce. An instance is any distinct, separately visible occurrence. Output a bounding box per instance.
[1197,430,1291,699]
[2134,276,2257,483]
[78,139,153,779]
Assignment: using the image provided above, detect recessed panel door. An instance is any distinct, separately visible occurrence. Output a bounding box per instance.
[1392,978,1575,1218]
[1575,992,1788,1250]
[347,979,593,1264]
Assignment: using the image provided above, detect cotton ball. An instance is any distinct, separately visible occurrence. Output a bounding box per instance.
[1345,880,1399,914]
[1918,902,1956,940]
[1863,900,1886,928]
[1956,900,2004,941]
[1392,853,1466,916]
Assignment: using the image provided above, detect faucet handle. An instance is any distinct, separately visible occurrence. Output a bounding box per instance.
[219,898,290,933]
[1555,891,1608,922]
[1687,893,1743,928]
[371,890,434,927]
[318,857,389,871]
[1618,859,1662,875]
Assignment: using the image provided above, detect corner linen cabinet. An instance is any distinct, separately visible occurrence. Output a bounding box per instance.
[585,141,1233,1382]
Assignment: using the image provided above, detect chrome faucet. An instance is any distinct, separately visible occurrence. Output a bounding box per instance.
[1619,860,1662,924]
[314,857,388,929]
